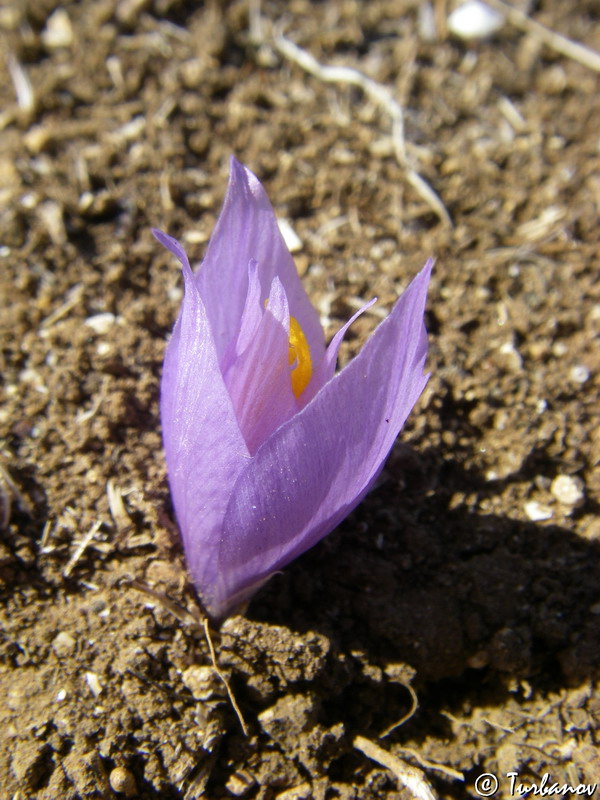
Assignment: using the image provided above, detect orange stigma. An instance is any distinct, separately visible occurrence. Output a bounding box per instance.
[288,316,312,398]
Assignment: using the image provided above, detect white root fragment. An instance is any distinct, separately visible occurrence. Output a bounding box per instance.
[271,32,453,228]
[484,0,600,73]
[380,679,419,738]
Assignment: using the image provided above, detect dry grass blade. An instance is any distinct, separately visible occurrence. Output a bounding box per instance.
[128,579,202,626]
[63,520,103,577]
[39,284,84,329]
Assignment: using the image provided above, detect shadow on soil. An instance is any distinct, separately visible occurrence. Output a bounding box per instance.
[244,442,600,730]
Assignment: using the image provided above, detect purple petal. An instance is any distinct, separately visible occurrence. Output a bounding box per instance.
[219,258,263,376]
[195,157,325,367]
[157,230,249,594]
[209,259,433,617]
[224,274,298,455]
[152,228,192,272]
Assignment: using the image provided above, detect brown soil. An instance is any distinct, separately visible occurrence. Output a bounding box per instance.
[1,1,599,798]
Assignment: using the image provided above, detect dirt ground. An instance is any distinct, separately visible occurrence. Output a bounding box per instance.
[1,0,599,798]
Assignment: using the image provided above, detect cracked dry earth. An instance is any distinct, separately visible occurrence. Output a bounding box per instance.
[1,0,599,798]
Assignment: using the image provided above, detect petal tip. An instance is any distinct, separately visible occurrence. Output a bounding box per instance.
[228,156,263,201]
[153,228,192,277]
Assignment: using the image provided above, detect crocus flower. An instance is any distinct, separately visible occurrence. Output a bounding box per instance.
[153,157,432,620]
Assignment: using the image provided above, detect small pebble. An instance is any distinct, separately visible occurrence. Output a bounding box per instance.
[569,364,590,384]
[448,0,504,40]
[226,770,256,797]
[85,313,116,334]
[550,475,584,507]
[524,500,553,522]
[109,766,137,797]
[52,631,76,658]
[496,341,523,371]
[85,671,103,697]
[181,665,219,701]
[41,8,73,49]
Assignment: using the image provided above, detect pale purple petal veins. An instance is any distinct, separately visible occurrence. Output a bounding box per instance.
[195,157,325,366]
[156,230,249,599]
[224,274,298,456]
[212,259,433,617]
[219,258,263,376]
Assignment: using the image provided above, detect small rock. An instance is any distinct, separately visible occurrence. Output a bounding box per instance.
[524,500,553,522]
[225,770,256,797]
[85,313,116,335]
[258,694,319,745]
[569,364,590,384]
[23,125,51,153]
[582,517,600,541]
[495,340,523,372]
[109,766,137,797]
[85,671,103,697]
[448,0,505,40]
[52,631,76,658]
[550,475,584,507]
[181,665,222,701]
[11,740,52,787]
[41,8,73,49]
